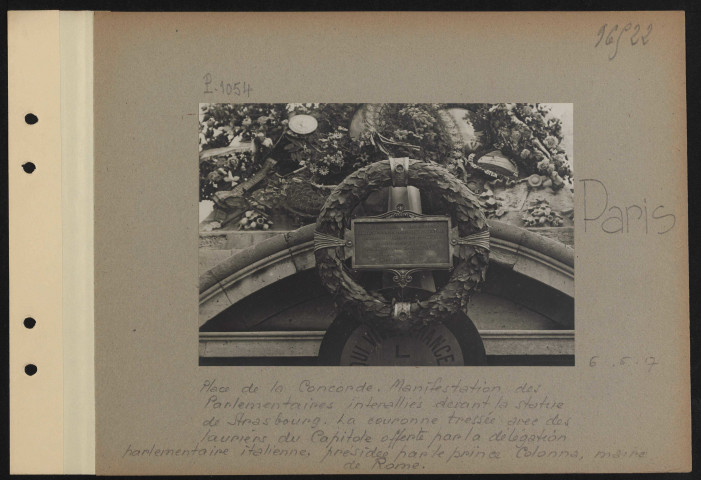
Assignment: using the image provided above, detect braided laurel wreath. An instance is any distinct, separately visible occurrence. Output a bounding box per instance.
[314,159,490,332]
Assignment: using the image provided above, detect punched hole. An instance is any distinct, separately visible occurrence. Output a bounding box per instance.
[25,113,38,125]
[22,162,36,174]
[23,317,36,329]
[25,364,37,376]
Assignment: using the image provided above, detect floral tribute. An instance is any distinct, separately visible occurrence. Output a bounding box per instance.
[467,103,573,189]
[199,103,287,151]
[283,104,378,185]
[198,103,573,230]
[199,104,287,203]
[373,103,456,164]
[199,150,260,202]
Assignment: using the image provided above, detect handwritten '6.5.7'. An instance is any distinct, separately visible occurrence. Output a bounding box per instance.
[589,355,659,372]
[595,23,652,61]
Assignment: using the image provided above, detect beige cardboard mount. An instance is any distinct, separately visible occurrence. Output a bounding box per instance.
[8,11,689,475]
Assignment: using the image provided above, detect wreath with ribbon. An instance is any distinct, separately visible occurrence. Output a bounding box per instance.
[314,159,490,333]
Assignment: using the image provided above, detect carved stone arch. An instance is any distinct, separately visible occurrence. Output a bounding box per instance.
[199,221,573,329]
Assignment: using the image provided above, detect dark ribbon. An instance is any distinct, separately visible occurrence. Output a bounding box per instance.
[368,129,422,156]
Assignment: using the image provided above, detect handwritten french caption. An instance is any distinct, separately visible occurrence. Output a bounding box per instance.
[120,376,652,470]
[580,179,675,234]
[595,23,652,61]
[203,73,252,97]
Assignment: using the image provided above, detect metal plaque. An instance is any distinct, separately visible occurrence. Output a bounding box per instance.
[350,216,452,270]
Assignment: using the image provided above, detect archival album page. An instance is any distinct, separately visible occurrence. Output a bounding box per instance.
[9,11,690,475]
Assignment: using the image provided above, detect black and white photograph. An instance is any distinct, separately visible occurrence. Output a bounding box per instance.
[198,103,574,366]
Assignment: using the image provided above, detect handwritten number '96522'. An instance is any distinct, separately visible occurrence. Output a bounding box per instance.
[595,23,652,61]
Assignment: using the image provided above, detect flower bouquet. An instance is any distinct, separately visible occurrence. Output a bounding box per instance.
[370,103,457,165]
[304,127,377,185]
[199,103,287,152]
[199,150,262,202]
[468,103,573,190]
